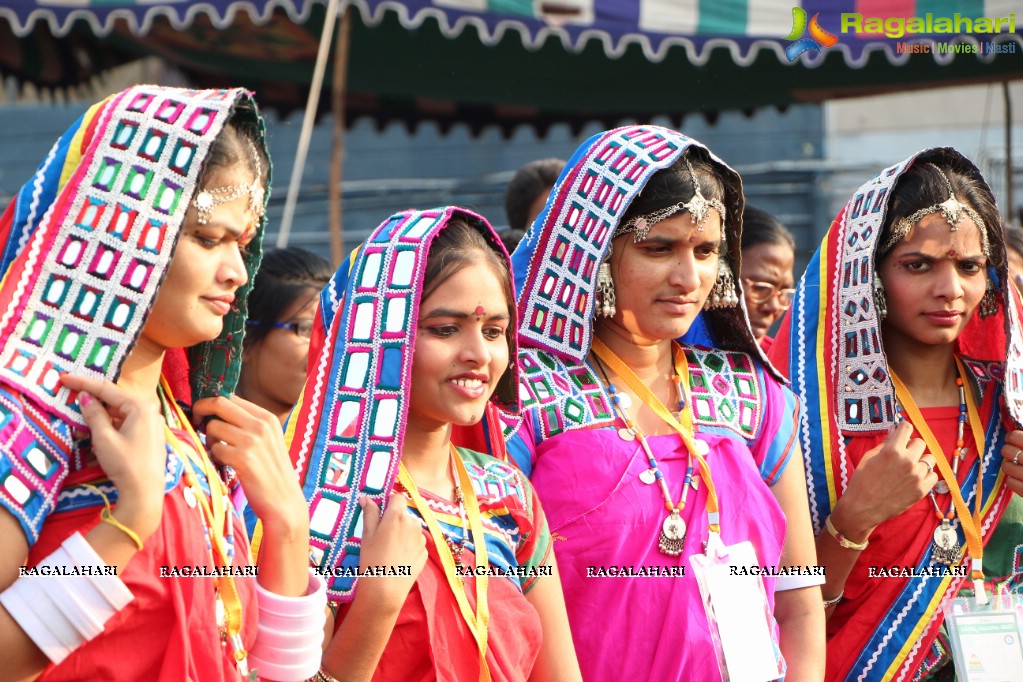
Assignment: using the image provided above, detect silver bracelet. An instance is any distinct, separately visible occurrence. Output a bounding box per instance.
[823,590,844,608]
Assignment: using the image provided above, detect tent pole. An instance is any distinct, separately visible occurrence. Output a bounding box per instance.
[1005,81,1014,223]
[277,0,342,248]
[329,8,351,266]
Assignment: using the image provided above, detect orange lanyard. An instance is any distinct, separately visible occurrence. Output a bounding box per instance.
[591,337,721,534]
[397,445,491,682]
[890,359,986,580]
[159,379,248,673]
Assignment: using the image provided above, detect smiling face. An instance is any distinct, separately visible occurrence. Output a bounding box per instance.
[599,210,723,345]
[140,161,258,351]
[407,260,512,435]
[877,211,988,355]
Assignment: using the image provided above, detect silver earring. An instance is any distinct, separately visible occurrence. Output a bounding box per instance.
[978,278,999,319]
[705,261,739,309]
[595,262,616,317]
[873,276,888,321]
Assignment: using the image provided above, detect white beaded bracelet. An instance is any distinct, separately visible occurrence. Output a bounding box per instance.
[0,532,133,663]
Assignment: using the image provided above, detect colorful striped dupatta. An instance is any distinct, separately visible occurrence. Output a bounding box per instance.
[0,86,267,545]
[769,147,1023,681]
[285,206,520,604]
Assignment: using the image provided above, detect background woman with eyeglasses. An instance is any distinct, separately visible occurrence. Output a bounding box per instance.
[740,206,796,351]
[239,246,332,425]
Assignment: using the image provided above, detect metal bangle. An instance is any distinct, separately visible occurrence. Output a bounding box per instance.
[823,590,844,608]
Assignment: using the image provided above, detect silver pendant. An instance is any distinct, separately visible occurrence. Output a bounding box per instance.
[934,481,950,495]
[639,468,657,484]
[183,485,197,508]
[618,427,636,441]
[932,520,962,565]
[658,510,687,556]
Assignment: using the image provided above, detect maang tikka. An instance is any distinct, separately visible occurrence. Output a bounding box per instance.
[192,138,266,225]
[615,159,728,243]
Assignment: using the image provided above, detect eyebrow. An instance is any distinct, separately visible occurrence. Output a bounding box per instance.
[195,220,251,242]
[420,308,510,321]
[898,250,985,260]
[638,235,723,247]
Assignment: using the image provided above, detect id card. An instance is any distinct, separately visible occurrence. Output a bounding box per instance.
[690,536,784,682]
[944,593,1023,682]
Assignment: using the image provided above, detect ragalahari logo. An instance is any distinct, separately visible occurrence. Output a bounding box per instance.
[784,7,839,62]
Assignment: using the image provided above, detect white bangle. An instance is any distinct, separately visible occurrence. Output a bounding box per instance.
[63,532,133,609]
[775,572,827,591]
[0,532,133,663]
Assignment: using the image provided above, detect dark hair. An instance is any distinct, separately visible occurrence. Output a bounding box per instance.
[199,102,270,189]
[244,247,332,348]
[879,157,1003,267]
[504,158,565,233]
[422,218,514,309]
[741,205,795,251]
[621,150,727,234]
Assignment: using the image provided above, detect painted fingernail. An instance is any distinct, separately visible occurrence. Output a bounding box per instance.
[78,392,93,408]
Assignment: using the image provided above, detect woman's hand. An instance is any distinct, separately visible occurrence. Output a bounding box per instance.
[355,493,428,614]
[59,374,166,541]
[191,395,307,534]
[832,420,937,540]
[1000,430,1023,496]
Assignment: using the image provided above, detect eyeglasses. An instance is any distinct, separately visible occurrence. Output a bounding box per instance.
[743,279,796,309]
[246,319,315,339]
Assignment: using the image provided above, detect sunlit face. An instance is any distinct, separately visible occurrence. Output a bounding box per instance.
[740,241,795,341]
[141,162,257,350]
[239,290,317,423]
[601,211,722,344]
[407,261,511,435]
[877,211,987,353]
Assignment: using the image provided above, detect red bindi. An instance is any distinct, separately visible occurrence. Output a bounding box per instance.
[474,305,485,320]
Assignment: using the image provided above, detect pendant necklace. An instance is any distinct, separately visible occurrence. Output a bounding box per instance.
[592,338,713,556]
[891,361,985,571]
[444,449,470,570]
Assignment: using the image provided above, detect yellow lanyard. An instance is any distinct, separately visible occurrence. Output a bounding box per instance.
[397,445,491,682]
[591,337,721,534]
[890,358,986,580]
[158,379,247,670]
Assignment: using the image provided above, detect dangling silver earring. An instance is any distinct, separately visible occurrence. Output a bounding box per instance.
[705,261,739,309]
[978,278,999,319]
[873,276,888,321]
[595,262,616,317]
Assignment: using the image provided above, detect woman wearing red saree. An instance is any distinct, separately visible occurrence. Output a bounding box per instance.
[770,148,1023,680]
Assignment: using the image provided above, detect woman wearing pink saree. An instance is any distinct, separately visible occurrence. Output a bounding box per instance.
[502,125,824,681]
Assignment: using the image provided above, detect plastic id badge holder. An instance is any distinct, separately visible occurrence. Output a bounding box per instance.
[690,535,784,682]
[944,591,1023,682]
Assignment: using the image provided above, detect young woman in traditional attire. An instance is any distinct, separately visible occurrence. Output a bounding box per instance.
[502,125,824,681]
[286,208,580,682]
[769,148,1023,680]
[0,86,324,681]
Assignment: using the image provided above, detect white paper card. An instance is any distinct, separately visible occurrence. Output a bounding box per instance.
[945,596,1023,682]
[690,539,783,682]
